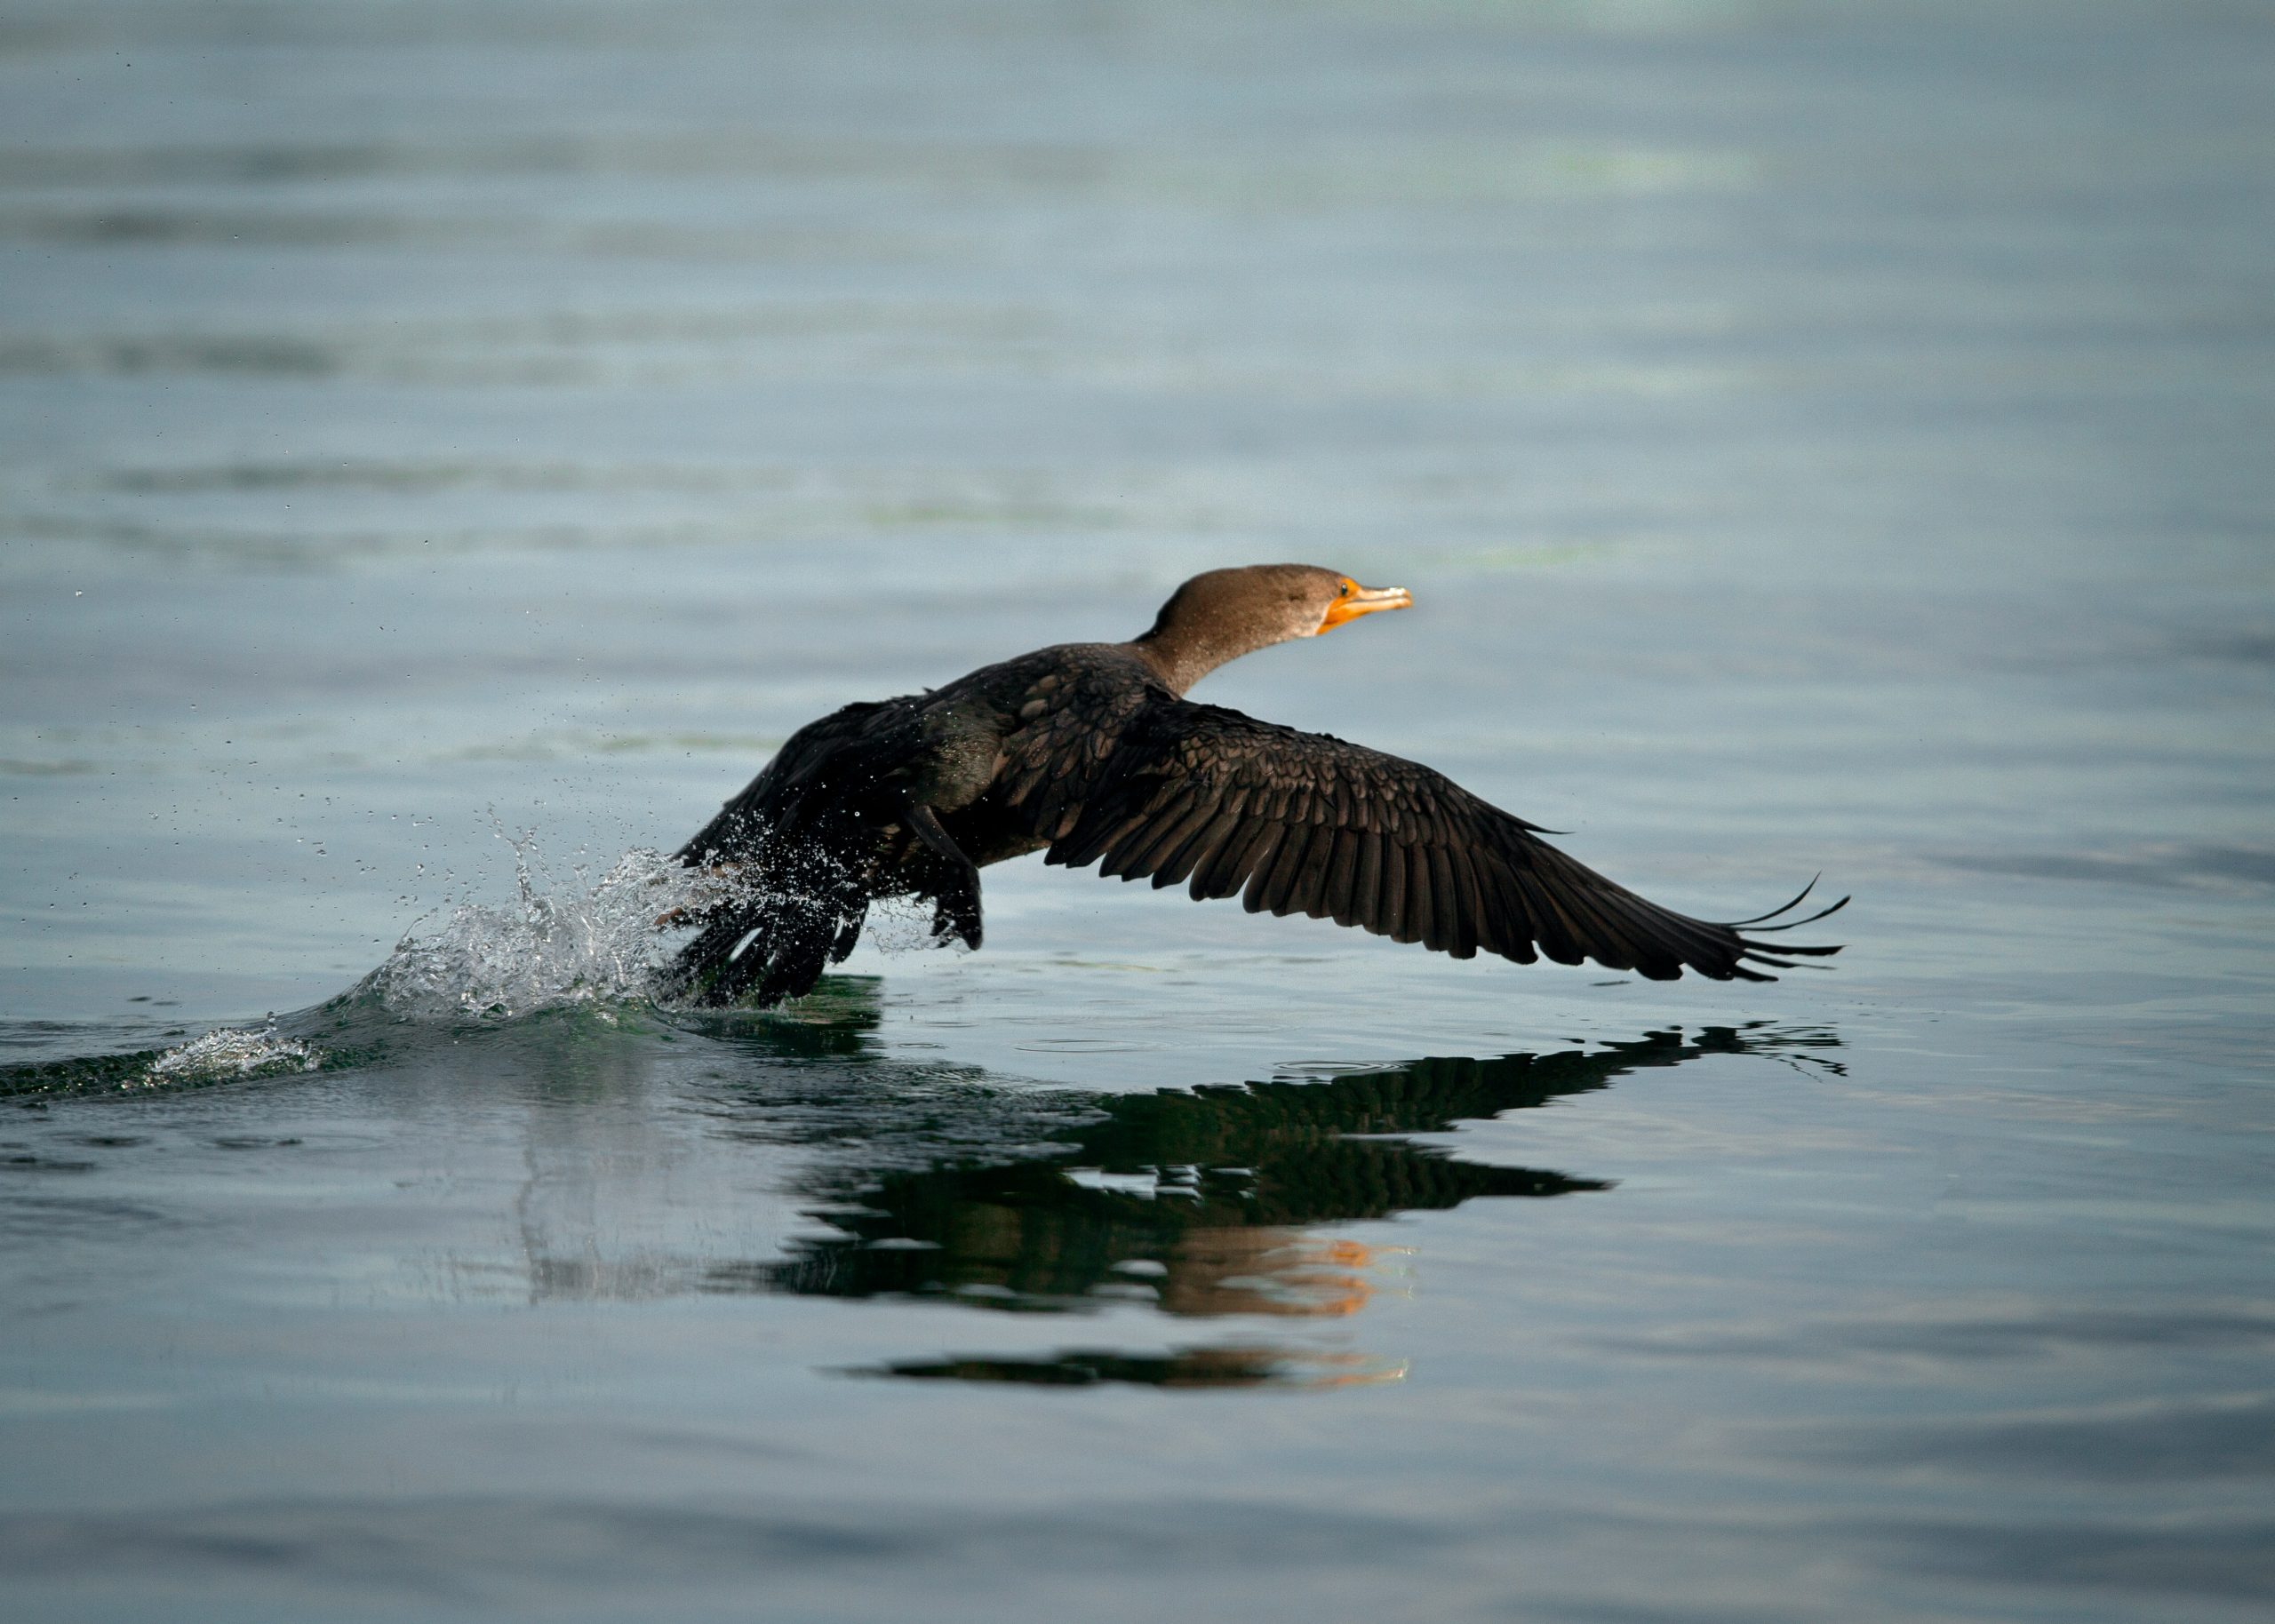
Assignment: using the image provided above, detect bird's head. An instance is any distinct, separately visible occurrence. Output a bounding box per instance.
[1153,563,1411,644]
[1135,564,1412,693]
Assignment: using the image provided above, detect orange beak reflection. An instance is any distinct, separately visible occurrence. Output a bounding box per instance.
[1319,579,1413,633]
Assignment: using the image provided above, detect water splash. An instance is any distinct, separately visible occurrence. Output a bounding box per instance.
[1,833,706,1092]
[4,831,880,1099]
[148,1023,324,1084]
[0,1020,331,1098]
[358,838,706,1018]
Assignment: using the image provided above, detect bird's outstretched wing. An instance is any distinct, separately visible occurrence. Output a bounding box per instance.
[1022,699,1843,982]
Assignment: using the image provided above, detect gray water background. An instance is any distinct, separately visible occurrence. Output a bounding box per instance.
[3,2,2272,1619]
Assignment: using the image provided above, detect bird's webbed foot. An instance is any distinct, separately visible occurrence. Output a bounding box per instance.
[906,802,984,951]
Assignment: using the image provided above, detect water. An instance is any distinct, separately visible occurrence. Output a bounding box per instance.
[4,1,2272,1618]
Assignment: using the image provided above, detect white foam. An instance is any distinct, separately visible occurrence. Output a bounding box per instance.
[360,840,708,1018]
[148,1023,323,1084]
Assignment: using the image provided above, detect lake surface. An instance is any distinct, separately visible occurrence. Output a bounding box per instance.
[4,2,2272,1620]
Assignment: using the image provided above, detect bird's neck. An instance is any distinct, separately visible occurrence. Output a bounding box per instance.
[1128,621,1282,697]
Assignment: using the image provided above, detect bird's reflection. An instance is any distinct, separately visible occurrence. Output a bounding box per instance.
[859,1344,1396,1390]
[683,1003,1840,1389]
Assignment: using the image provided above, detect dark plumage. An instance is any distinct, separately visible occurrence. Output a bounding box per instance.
[662,564,1844,1007]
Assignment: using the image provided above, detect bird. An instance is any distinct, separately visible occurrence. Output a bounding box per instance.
[661,564,1844,1007]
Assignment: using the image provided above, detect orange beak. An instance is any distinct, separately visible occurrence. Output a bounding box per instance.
[1318,580,1413,633]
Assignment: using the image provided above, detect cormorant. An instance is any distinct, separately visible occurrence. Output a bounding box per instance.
[664,564,1843,1007]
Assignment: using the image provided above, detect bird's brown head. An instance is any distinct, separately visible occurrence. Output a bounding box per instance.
[1133,564,1412,694]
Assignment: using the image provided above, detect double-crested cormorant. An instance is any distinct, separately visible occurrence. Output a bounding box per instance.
[665,564,1843,1007]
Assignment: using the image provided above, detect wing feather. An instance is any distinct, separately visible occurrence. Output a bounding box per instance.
[1157,804,1237,889]
[1409,843,1441,951]
[1324,826,1361,925]
[1020,696,1843,980]
[1381,834,1413,943]
[1238,825,1290,913]
[1349,828,1384,930]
